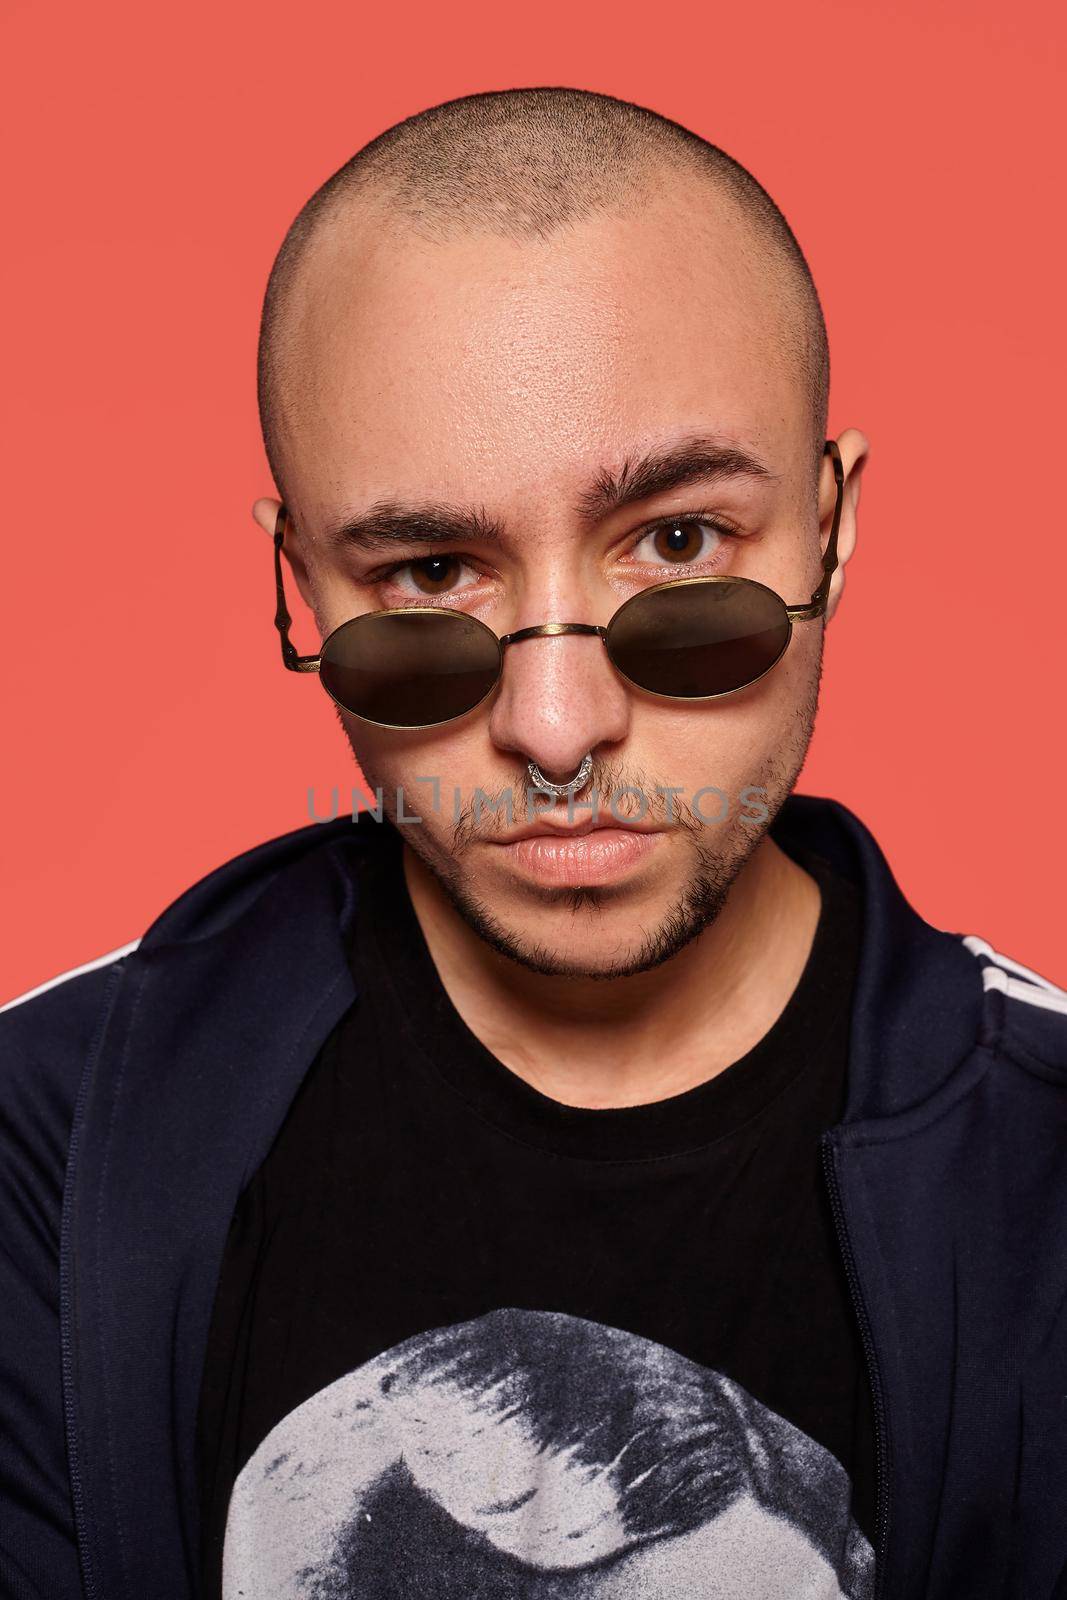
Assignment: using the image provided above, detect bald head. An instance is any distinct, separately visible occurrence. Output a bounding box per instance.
[256,87,829,511]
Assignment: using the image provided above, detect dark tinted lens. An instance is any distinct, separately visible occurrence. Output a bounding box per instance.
[319,609,501,727]
[606,578,791,698]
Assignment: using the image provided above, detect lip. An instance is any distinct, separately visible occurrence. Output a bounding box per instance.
[495,817,663,845]
[489,822,664,887]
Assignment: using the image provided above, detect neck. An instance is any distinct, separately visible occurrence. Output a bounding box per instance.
[401,835,822,1110]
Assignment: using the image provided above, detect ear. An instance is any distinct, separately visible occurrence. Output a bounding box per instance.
[821,427,869,624]
[251,495,316,611]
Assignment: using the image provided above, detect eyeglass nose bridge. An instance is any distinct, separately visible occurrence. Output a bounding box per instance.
[272,436,844,687]
[499,621,609,649]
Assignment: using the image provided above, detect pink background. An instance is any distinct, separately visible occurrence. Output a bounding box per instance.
[2,0,1065,1001]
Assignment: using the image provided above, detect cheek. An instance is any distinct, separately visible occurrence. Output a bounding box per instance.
[628,639,819,791]
[776,619,824,726]
[342,718,514,807]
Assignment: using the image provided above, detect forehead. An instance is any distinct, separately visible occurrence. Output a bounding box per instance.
[277,174,809,525]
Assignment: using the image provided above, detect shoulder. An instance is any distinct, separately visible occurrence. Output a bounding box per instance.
[0,942,140,1334]
[0,936,140,1025]
[0,942,140,1208]
[960,933,1067,1077]
[0,938,138,1097]
[0,814,371,1114]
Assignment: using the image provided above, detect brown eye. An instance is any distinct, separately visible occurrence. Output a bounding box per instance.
[650,520,715,564]
[409,555,463,594]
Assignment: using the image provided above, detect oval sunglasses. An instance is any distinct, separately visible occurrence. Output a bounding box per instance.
[273,440,844,730]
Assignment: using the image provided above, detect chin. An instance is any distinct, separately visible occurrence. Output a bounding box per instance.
[447,871,737,981]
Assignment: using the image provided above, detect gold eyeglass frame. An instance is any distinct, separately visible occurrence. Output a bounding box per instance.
[271,438,845,729]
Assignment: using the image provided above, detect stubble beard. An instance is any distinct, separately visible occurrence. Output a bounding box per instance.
[370,742,807,981]
[345,645,822,981]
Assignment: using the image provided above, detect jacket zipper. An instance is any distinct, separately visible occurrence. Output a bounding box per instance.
[820,1130,891,1599]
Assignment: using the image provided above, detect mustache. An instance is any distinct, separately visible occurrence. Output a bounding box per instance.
[451,757,706,849]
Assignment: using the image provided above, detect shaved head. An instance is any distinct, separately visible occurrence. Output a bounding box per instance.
[256,87,829,513]
[248,85,866,990]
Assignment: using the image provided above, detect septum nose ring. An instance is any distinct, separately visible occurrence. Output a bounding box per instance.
[527,753,594,799]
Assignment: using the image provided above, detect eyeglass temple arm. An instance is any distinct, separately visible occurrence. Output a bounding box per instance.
[785,439,846,623]
[273,507,322,673]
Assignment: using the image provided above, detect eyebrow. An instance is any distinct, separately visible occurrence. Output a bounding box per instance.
[320,436,775,553]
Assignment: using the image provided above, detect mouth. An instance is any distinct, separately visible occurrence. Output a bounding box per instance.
[497,815,662,844]
[487,817,666,888]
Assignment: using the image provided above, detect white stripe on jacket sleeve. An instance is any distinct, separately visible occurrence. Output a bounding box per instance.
[0,939,141,1015]
[963,934,1067,1016]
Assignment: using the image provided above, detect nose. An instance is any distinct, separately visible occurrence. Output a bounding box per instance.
[487,620,631,784]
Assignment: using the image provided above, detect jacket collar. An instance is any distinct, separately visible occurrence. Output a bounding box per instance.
[771,794,988,1125]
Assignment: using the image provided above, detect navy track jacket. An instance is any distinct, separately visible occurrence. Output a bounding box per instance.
[2,794,1066,1599]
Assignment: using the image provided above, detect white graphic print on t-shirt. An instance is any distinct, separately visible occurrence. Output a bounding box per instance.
[222,1309,875,1598]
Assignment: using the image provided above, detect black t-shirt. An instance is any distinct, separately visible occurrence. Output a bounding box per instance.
[196,821,878,1598]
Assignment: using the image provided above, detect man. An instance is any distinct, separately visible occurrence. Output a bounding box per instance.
[1,86,1064,1600]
